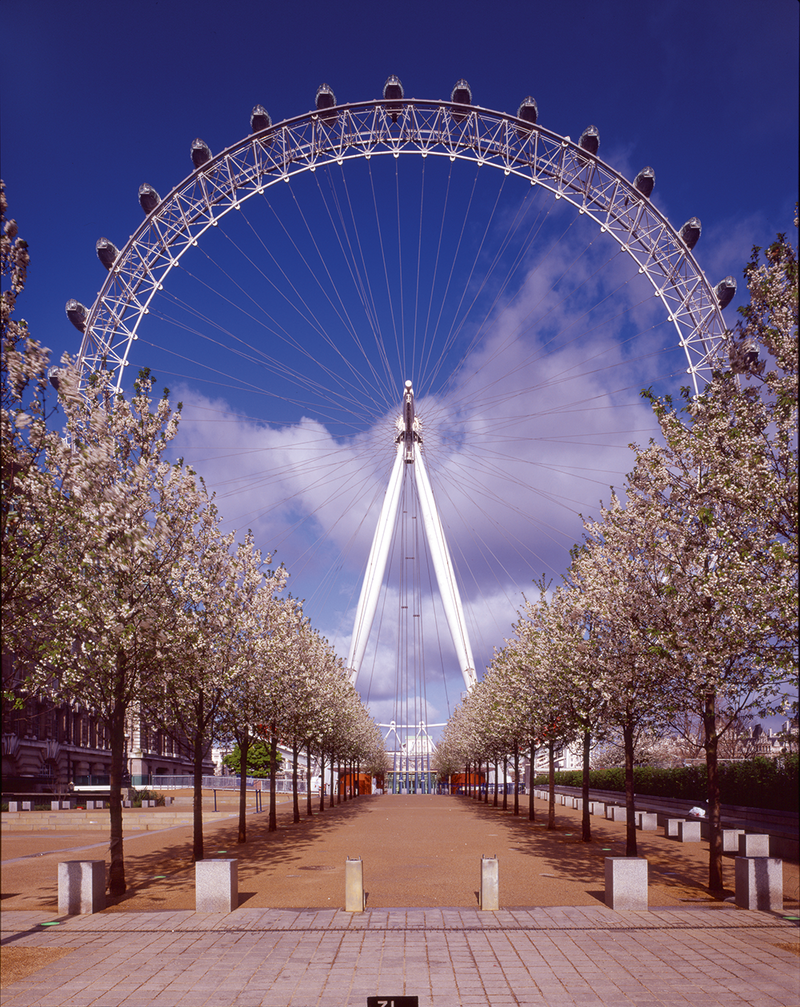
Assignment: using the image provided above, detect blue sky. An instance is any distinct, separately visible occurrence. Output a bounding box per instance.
[3,0,797,734]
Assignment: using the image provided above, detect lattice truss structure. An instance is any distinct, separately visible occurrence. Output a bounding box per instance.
[76,98,732,395]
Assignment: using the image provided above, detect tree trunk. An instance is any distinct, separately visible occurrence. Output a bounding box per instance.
[502,756,508,811]
[237,733,250,844]
[623,721,637,857]
[329,757,335,808]
[192,722,205,862]
[494,759,500,808]
[704,690,724,891]
[581,727,591,843]
[306,744,313,817]
[107,664,127,896]
[547,740,555,830]
[268,731,278,832]
[528,742,535,822]
[292,740,300,823]
[513,745,520,815]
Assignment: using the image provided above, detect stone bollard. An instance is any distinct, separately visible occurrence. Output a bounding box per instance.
[605,858,648,910]
[678,820,702,842]
[345,857,365,912]
[86,801,95,810]
[8,801,20,812]
[666,819,684,837]
[51,800,62,811]
[612,806,627,823]
[639,813,657,831]
[480,855,499,911]
[590,802,605,816]
[122,800,132,808]
[22,801,32,811]
[735,857,782,912]
[195,859,238,913]
[572,798,583,811]
[739,833,770,858]
[58,861,106,915]
[722,829,745,853]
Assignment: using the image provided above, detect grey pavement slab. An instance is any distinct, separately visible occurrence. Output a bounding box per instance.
[2,906,798,1007]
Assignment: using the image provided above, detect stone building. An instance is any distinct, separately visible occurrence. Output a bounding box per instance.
[1,654,211,792]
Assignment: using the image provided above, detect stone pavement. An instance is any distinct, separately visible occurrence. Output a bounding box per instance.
[2,904,798,1006]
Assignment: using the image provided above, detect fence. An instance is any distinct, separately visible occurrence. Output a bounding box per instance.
[147,775,311,793]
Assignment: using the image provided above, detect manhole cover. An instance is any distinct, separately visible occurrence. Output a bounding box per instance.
[299,865,337,871]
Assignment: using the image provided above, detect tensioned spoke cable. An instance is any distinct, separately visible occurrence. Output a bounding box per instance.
[154,255,383,420]
[367,158,403,400]
[421,166,481,393]
[237,200,387,409]
[313,171,395,404]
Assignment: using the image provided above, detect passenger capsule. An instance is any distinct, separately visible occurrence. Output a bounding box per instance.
[517,96,538,126]
[250,104,272,133]
[65,299,88,333]
[578,125,600,155]
[315,83,337,123]
[96,237,120,271]
[191,138,212,169]
[383,74,404,123]
[633,166,655,198]
[138,183,161,214]
[742,341,759,367]
[47,366,62,391]
[450,78,472,122]
[714,275,736,309]
[679,217,702,251]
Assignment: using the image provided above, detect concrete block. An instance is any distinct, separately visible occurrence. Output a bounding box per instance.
[739,833,770,857]
[639,813,657,831]
[122,800,132,808]
[678,820,702,842]
[604,857,648,910]
[590,802,605,816]
[480,856,499,911]
[22,801,32,811]
[735,857,782,912]
[8,802,20,812]
[50,800,62,811]
[58,861,106,914]
[722,829,745,853]
[612,806,627,823]
[345,857,364,912]
[572,798,583,810]
[195,859,238,913]
[605,805,617,819]
[666,818,684,837]
[85,801,95,810]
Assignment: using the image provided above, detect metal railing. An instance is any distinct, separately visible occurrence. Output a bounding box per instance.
[147,775,310,792]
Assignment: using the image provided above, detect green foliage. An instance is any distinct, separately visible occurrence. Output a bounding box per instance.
[535,754,798,811]
[222,740,282,778]
[130,788,165,807]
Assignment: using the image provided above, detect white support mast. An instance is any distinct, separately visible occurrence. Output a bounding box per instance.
[348,381,477,692]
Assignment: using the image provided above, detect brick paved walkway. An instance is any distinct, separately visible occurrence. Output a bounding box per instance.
[2,905,798,1006]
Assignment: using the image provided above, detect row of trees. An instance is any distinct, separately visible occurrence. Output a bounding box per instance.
[435,226,797,893]
[1,183,387,895]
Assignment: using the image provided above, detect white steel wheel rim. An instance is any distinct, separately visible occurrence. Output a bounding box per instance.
[74,96,731,724]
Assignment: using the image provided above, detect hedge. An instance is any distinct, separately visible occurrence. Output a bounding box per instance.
[533,754,798,812]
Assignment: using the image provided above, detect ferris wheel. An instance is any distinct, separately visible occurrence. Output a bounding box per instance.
[67,77,736,769]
